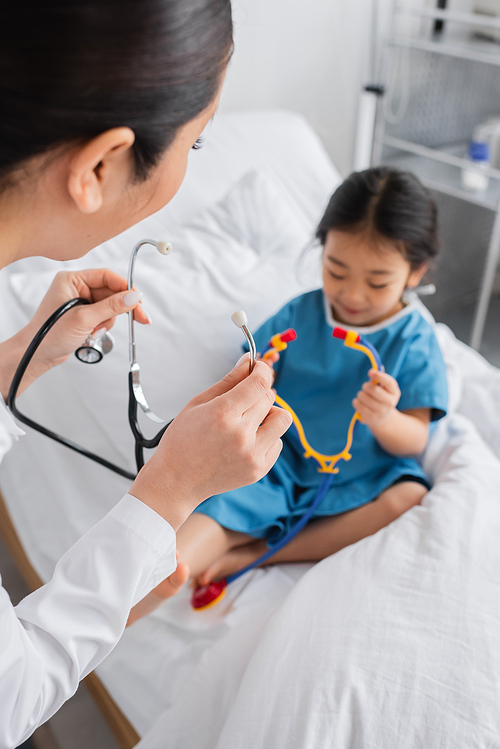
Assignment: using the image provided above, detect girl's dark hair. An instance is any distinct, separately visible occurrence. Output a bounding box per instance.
[316,167,439,269]
[0,0,232,187]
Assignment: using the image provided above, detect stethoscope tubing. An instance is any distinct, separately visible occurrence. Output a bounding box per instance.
[127,371,173,471]
[7,298,137,481]
[127,239,169,425]
[124,239,174,470]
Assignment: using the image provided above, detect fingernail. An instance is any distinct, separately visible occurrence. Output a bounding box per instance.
[143,308,153,325]
[123,290,142,307]
[93,327,107,340]
[235,353,250,368]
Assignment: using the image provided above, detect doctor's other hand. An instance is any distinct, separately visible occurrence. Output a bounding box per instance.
[130,360,293,531]
[0,269,149,398]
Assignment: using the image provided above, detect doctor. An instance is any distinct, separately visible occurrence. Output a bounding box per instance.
[0,0,291,745]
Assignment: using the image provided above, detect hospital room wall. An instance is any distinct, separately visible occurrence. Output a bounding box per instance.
[221,0,392,176]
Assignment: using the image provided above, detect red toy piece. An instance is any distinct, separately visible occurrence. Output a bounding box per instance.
[278,328,297,344]
[264,328,298,358]
[191,579,227,611]
[332,326,360,343]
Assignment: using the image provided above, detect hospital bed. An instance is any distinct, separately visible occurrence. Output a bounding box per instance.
[1,111,500,748]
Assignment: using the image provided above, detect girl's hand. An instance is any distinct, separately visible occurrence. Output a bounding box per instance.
[260,351,279,369]
[0,269,148,399]
[352,369,401,428]
[130,360,293,530]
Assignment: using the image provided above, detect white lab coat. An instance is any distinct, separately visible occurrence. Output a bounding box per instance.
[0,398,176,748]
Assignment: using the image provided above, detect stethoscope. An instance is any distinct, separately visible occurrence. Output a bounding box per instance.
[7,238,258,483]
[8,239,175,481]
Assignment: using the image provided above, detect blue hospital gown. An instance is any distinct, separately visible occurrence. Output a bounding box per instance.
[196,289,448,543]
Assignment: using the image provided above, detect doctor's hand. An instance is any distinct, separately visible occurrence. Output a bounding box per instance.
[0,269,148,399]
[28,268,150,366]
[130,360,293,531]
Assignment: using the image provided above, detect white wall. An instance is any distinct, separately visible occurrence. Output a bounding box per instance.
[219,0,377,176]
[219,0,481,175]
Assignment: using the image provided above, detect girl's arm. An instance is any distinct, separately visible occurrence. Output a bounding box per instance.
[352,369,430,455]
[366,407,430,455]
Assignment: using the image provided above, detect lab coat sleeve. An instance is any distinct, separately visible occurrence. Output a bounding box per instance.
[0,493,176,748]
[0,394,25,460]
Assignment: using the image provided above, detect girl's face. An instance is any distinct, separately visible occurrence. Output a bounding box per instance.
[322,229,427,327]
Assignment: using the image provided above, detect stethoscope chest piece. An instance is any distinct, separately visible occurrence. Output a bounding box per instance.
[75,331,115,364]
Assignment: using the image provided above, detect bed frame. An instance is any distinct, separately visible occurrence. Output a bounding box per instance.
[0,489,140,749]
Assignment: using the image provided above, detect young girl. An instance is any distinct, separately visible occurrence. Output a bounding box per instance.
[128,166,448,623]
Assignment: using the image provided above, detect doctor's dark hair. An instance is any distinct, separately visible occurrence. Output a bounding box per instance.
[0,0,232,187]
[316,167,439,269]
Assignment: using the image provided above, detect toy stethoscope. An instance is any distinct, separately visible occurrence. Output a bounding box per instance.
[7,238,173,481]
[191,323,383,610]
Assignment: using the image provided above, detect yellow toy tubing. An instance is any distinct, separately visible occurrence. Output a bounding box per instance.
[267,328,382,475]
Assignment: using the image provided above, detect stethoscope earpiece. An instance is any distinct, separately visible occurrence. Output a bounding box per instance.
[232,309,257,374]
[156,240,172,256]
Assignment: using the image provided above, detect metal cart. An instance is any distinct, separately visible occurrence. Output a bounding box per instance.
[372,0,500,350]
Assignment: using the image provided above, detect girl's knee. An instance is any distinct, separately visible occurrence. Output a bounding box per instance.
[381,481,427,520]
